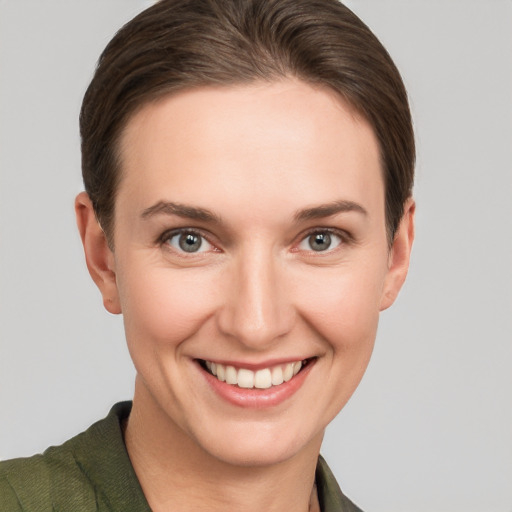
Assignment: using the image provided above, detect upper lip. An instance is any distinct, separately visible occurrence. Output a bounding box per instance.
[197,357,314,371]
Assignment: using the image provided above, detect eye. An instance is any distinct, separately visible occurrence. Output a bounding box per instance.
[298,230,343,252]
[163,230,213,254]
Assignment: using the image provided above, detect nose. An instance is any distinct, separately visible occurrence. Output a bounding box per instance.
[216,250,295,350]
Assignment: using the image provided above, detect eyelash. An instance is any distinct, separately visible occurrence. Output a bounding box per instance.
[294,227,351,254]
[158,227,351,256]
[158,228,216,256]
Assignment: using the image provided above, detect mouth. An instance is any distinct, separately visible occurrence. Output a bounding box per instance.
[199,358,315,390]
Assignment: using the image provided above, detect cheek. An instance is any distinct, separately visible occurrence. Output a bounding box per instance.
[296,267,386,412]
[293,264,385,352]
[118,265,218,351]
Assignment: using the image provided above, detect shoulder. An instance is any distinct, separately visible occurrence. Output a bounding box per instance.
[0,443,97,511]
[0,402,146,512]
[0,454,50,511]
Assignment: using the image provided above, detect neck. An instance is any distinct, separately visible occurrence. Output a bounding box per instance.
[125,379,323,512]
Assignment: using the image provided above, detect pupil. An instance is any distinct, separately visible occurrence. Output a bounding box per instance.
[179,233,202,252]
[310,233,331,251]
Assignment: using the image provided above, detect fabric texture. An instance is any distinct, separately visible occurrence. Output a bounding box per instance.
[0,402,363,511]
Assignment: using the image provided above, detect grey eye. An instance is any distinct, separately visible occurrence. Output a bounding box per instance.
[166,231,212,253]
[309,233,331,251]
[298,231,342,252]
[179,233,202,252]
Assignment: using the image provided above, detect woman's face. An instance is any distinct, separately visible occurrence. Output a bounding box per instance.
[93,79,412,466]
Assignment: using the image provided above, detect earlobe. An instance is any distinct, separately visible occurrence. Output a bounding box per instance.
[379,198,415,311]
[75,191,121,314]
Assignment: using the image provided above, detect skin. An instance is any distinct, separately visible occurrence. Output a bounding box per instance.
[76,79,414,512]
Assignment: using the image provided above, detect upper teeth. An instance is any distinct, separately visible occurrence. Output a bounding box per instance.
[205,360,303,389]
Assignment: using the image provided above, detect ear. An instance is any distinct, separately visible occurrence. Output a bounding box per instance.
[75,191,121,314]
[380,198,415,311]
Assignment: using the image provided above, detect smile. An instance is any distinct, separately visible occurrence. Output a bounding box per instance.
[201,359,312,389]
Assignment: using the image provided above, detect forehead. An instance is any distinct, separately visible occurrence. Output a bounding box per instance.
[116,79,384,222]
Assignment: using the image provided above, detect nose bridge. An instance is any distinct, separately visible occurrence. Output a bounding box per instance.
[217,245,293,349]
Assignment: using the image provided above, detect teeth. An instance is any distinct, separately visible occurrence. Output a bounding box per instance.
[225,365,237,385]
[216,364,226,382]
[237,369,254,389]
[271,366,284,385]
[204,359,307,389]
[254,368,272,389]
[283,363,294,382]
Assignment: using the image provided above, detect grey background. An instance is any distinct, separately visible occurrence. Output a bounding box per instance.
[1,1,511,511]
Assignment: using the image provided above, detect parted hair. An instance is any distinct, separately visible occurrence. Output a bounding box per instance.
[80,0,414,244]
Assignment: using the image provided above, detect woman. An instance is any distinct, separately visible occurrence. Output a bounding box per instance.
[0,0,414,510]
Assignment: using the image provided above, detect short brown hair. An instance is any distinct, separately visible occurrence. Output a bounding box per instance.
[80,0,414,244]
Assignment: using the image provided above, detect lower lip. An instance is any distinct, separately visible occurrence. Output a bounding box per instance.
[199,360,316,409]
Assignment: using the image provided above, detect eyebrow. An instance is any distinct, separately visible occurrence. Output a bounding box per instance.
[141,199,367,224]
[141,201,222,223]
[294,200,368,222]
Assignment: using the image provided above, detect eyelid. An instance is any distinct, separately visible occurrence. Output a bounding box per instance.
[156,225,352,255]
[158,227,219,254]
[293,227,352,253]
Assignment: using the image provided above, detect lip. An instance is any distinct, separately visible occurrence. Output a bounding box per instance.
[197,357,316,409]
[204,357,308,371]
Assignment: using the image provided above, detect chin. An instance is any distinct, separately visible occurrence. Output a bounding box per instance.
[189,420,323,468]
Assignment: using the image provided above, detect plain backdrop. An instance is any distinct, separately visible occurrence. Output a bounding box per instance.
[0,1,511,511]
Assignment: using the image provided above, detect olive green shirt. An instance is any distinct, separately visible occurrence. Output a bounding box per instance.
[0,402,362,511]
